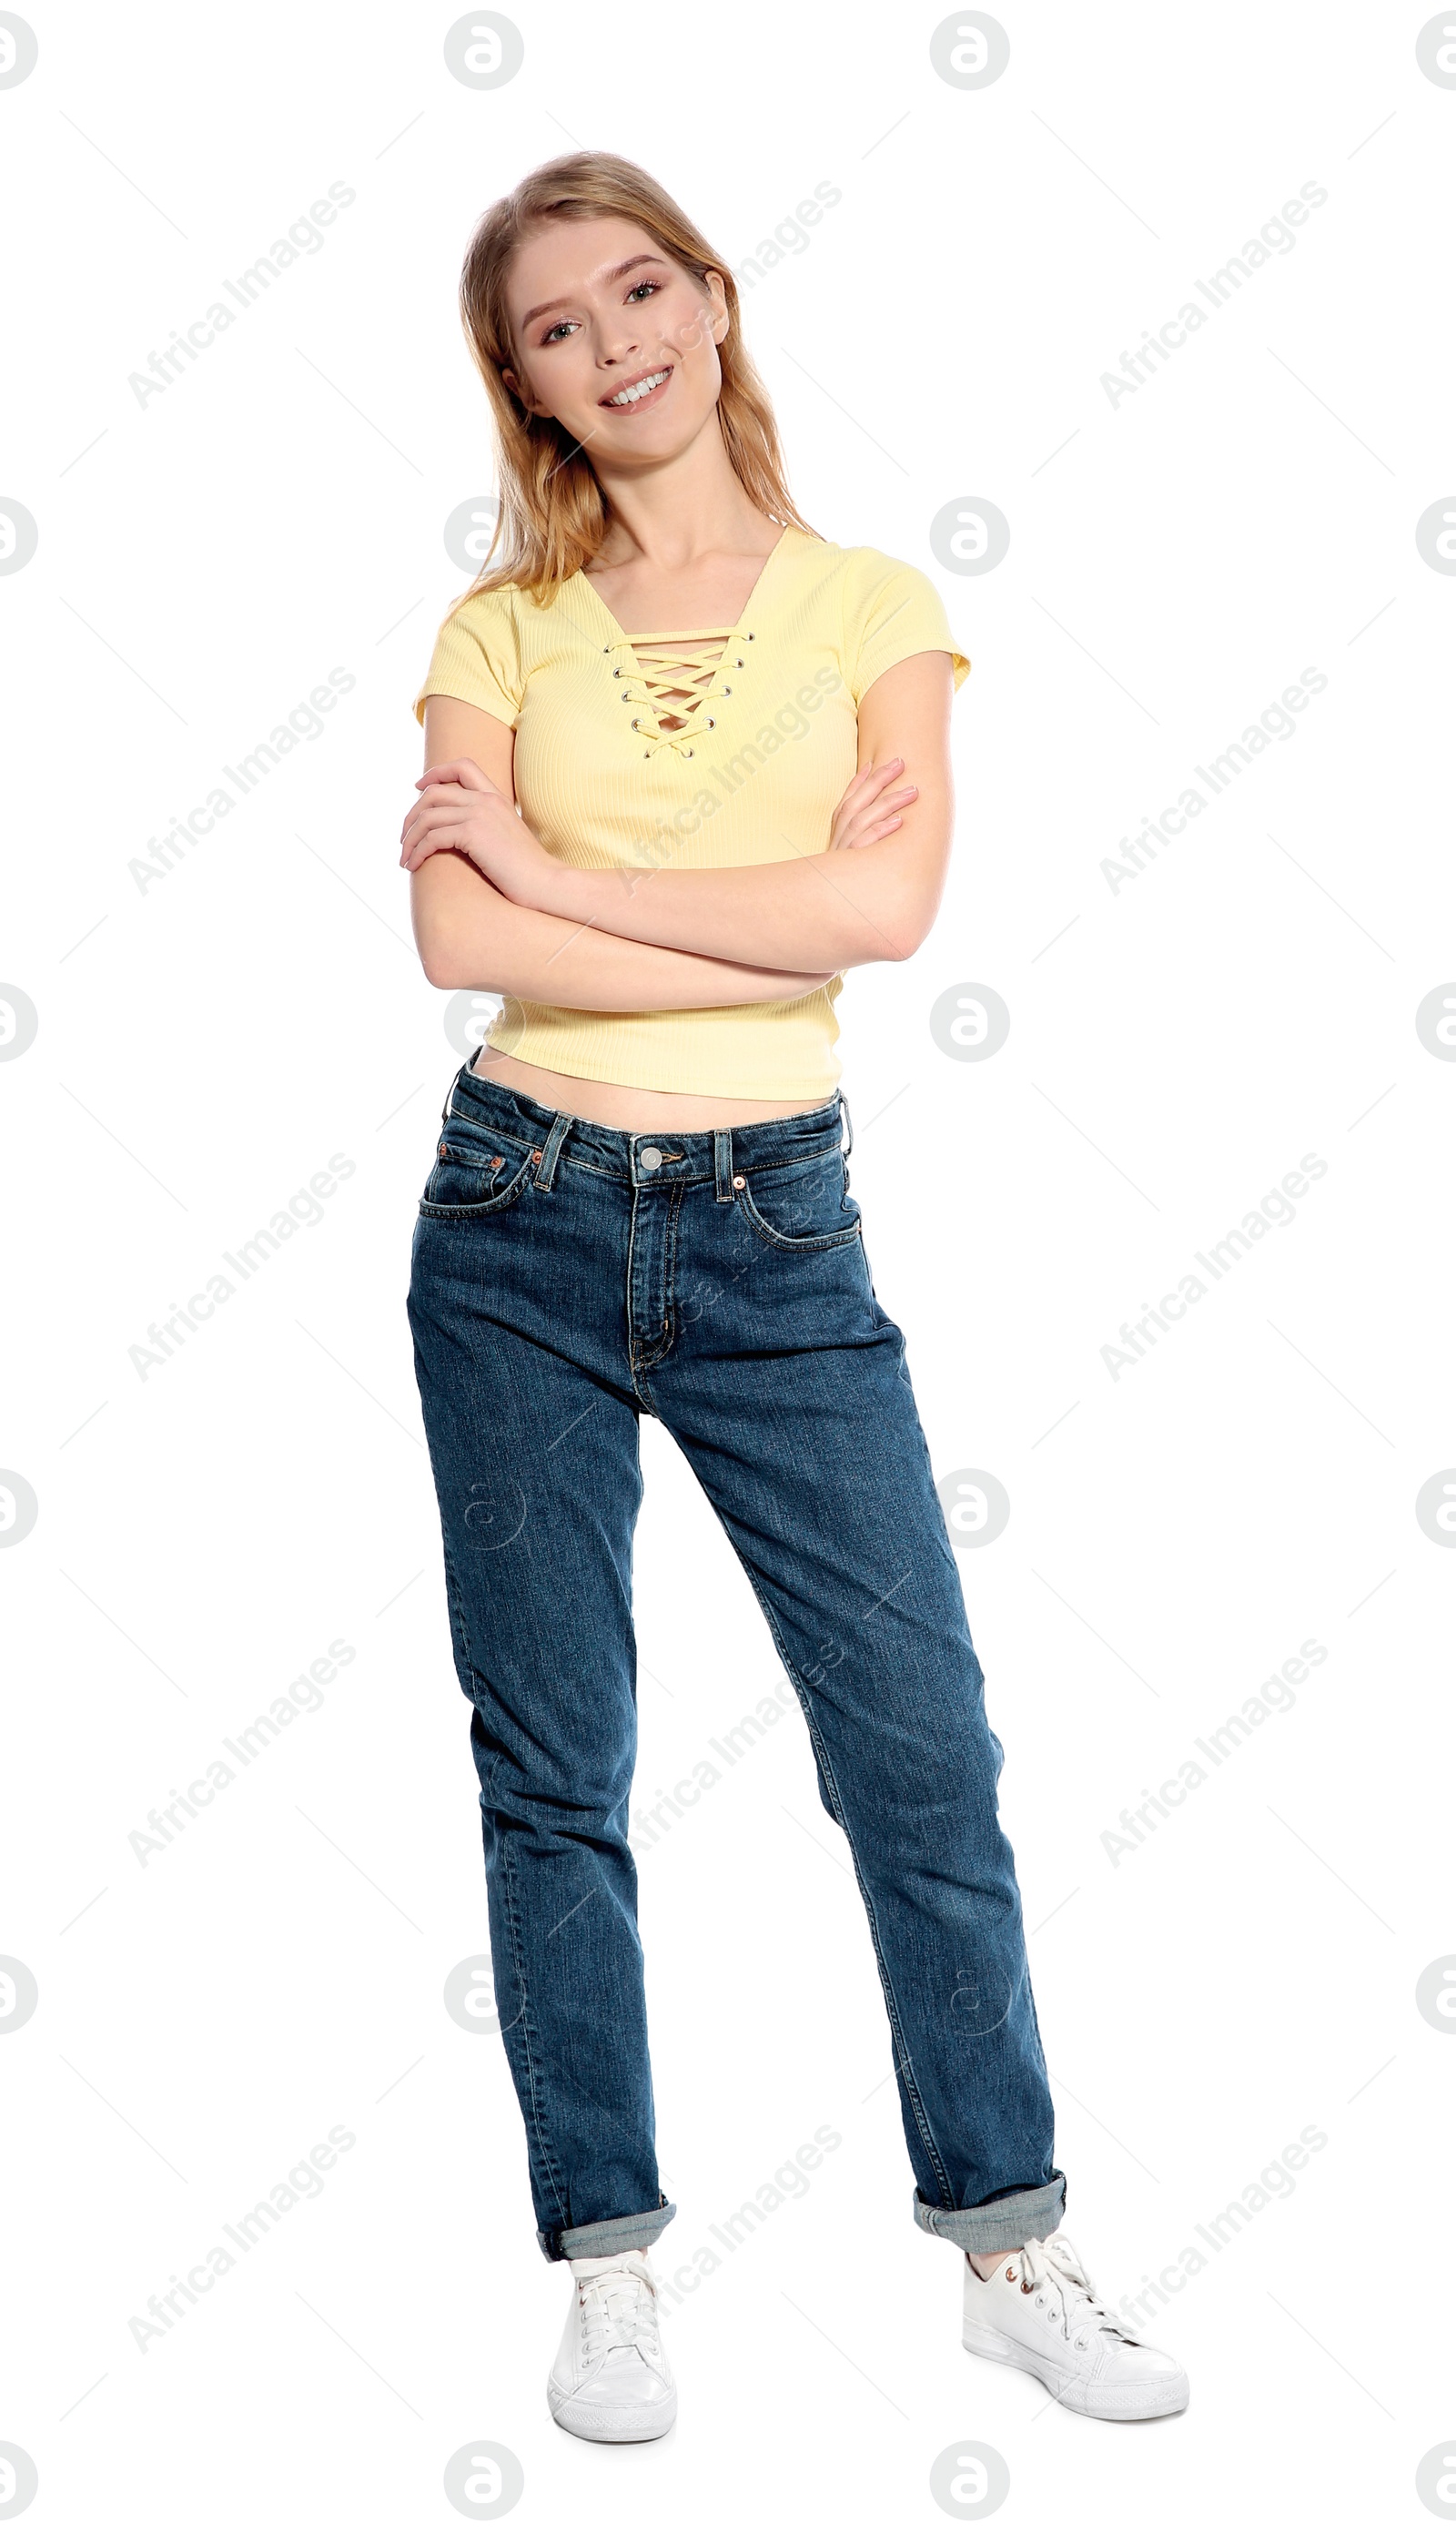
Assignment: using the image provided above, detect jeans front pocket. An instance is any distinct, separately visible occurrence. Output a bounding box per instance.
[419,1123,536,1221]
[735,1149,863,1252]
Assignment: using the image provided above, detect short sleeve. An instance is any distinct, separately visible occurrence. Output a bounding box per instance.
[844,550,971,706]
[412,586,525,729]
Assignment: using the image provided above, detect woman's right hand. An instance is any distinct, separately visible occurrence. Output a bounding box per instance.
[828,756,919,852]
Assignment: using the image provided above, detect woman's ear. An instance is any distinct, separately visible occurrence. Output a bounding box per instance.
[699,268,732,341]
[500,366,541,415]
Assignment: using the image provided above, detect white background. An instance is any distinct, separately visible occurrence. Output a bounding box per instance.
[3,3,1453,2526]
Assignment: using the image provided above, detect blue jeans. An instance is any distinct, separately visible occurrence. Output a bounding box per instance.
[407,1059,1066,2263]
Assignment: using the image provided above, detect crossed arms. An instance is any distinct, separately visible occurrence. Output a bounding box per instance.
[405,647,957,1008]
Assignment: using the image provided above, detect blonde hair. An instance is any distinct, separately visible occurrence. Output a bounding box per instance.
[445,149,818,614]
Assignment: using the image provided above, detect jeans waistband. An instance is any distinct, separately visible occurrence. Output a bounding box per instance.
[441,1060,849,1191]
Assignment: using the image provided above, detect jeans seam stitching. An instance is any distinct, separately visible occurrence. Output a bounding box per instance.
[497,1828,571,2237]
[625,1188,650,1402]
[441,1535,570,2237]
[651,1180,685,1363]
[627,1186,685,1378]
[729,1570,955,2207]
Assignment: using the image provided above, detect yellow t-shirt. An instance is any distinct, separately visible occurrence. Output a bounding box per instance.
[412,521,970,1099]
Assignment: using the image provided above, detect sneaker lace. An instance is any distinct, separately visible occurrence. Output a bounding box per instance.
[574,2254,662,2366]
[1007,2233,1145,2354]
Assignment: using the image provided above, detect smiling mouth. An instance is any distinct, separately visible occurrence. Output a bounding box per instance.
[601,366,673,410]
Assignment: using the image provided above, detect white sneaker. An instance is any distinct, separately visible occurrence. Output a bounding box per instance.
[547,2249,677,2442]
[962,2232,1188,2421]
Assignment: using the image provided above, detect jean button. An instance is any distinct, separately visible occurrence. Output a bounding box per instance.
[640,1145,662,1172]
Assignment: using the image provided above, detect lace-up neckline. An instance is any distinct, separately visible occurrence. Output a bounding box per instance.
[603,628,743,760]
[576,523,794,761]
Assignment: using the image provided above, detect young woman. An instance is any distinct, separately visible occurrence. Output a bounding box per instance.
[401,152,1188,2443]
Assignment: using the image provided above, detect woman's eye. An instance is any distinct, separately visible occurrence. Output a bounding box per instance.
[540,279,658,342]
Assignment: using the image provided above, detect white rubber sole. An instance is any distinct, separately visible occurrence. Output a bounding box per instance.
[547,2380,677,2443]
[962,2317,1188,2421]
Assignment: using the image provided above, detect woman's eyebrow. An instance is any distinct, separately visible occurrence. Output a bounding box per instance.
[521,254,666,328]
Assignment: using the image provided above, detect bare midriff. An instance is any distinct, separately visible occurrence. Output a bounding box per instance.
[470,1046,823,1130]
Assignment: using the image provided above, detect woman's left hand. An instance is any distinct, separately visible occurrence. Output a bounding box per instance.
[399,756,560,907]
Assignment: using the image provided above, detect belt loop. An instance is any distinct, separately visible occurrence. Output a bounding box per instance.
[534,1111,572,1191]
[713,1128,734,1201]
[838,1089,854,1159]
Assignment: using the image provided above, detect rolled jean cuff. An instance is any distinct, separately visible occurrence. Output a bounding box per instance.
[913,2172,1067,2254]
[537,2194,676,2265]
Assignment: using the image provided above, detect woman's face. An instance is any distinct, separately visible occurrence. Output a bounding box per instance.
[500,216,730,464]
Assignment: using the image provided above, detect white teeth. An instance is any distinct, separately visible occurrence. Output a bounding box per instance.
[607,370,669,407]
